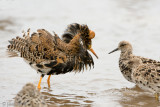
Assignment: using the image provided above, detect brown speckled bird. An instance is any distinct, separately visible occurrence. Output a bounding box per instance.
[108,41,160,83]
[14,83,47,107]
[127,58,160,100]
[8,23,98,89]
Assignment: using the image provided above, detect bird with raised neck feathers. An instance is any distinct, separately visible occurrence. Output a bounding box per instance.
[8,23,98,89]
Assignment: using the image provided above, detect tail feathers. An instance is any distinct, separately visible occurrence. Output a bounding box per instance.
[7,29,59,62]
[8,37,26,52]
[8,40,13,44]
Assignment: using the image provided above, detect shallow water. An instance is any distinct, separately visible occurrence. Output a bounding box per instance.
[1,0,160,106]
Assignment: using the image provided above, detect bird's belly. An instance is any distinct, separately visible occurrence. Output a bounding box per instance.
[137,83,154,92]
[132,73,160,93]
[31,63,52,75]
[24,59,52,75]
[136,82,160,93]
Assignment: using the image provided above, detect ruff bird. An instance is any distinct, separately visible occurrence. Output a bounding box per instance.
[108,41,160,83]
[8,23,98,89]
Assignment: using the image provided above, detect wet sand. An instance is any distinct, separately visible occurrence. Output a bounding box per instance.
[1,0,160,106]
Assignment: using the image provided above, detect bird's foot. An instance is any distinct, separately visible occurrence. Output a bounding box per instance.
[37,85,41,91]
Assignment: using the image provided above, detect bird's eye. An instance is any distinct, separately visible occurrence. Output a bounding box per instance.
[128,61,133,65]
[120,44,126,47]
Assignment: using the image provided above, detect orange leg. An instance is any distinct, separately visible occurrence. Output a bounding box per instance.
[37,75,43,90]
[47,75,51,88]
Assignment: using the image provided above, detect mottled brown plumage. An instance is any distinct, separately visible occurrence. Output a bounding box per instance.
[128,58,160,100]
[8,23,98,89]
[14,83,47,107]
[109,41,160,83]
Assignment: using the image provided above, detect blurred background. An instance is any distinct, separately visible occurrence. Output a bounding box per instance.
[0,0,160,106]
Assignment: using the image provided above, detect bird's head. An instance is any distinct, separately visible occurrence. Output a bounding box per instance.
[78,24,98,59]
[108,41,133,54]
[62,23,98,59]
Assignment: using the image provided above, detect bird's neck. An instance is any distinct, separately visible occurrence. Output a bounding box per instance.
[120,49,133,59]
[67,34,81,52]
[69,34,81,46]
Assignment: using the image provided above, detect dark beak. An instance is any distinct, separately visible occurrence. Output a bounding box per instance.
[108,48,119,54]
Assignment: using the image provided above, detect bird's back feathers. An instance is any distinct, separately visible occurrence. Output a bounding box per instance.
[8,23,94,75]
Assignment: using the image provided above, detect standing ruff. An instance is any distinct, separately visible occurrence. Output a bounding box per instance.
[8,23,98,89]
[108,41,160,83]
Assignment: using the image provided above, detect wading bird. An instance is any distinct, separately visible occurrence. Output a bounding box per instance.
[108,41,160,83]
[8,23,98,89]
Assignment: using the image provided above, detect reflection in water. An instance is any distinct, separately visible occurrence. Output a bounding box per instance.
[40,85,160,107]
[42,89,93,107]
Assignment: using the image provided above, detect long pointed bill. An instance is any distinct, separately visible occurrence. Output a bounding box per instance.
[108,48,119,54]
[90,48,98,59]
